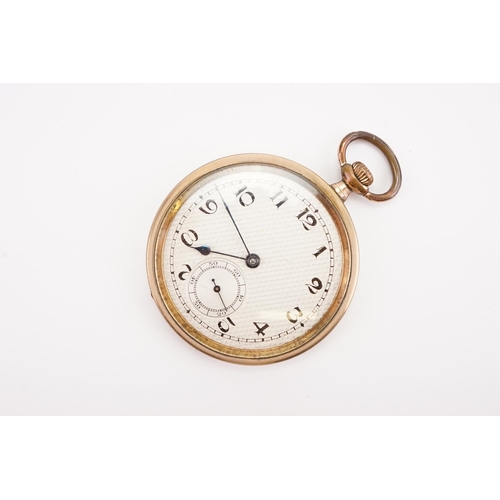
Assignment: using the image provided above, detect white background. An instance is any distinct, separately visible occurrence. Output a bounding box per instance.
[1,84,499,415]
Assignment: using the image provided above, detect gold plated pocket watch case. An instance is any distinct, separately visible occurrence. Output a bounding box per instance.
[146,131,401,364]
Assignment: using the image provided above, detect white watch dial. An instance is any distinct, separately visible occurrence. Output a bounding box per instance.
[163,164,344,350]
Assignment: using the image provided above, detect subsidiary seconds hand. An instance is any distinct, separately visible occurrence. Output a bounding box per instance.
[212,278,227,310]
[215,186,260,269]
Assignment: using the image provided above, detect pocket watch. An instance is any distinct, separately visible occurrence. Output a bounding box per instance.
[146,131,402,365]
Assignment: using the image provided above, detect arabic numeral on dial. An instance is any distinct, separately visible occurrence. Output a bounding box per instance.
[180,229,198,247]
[270,190,288,208]
[286,307,303,324]
[178,264,192,281]
[306,277,323,294]
[313,246,327,258]
[296,208,317,230]
[218,317,235,333]
[198,198,218,214]
[253,322,269,336]
[235,185,255,207]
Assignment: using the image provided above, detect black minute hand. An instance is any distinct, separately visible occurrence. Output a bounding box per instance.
[216,186,251,256]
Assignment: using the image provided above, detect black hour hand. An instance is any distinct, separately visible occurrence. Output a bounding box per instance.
[192,245,246,261]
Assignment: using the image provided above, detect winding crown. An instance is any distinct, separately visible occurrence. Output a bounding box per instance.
[352,162,374,186]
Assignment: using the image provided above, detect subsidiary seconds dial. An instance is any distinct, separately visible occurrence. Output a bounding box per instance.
[188,260,246,317]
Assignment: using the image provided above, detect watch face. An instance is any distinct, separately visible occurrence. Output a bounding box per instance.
[148,155,357,364]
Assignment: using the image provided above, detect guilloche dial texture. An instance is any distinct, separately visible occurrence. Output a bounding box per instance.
[162,164,344,350]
